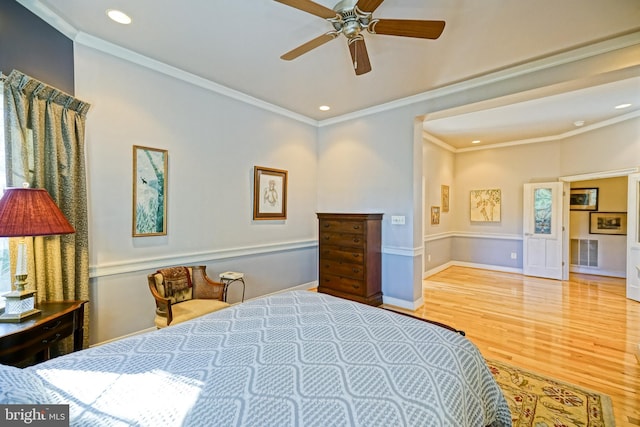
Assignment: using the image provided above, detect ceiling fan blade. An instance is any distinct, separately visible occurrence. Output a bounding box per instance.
[281,32,338,60]
[370,19,445,39]
[273,0,338,19]
[356,0,385,13]
[348,38,372,76]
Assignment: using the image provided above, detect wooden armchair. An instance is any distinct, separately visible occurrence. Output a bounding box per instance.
[147,265,230,328]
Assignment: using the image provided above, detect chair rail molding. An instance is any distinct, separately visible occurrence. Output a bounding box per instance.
[90,239,317,278]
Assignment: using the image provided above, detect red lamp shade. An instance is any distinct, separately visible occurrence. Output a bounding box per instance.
[0,188,75,237]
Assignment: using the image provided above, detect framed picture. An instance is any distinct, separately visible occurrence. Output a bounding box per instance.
[470,189,501,222]
[589,212,627,235]
[441,185,450,213]
[431,206,440,225]
[253,166,288,220]
[132,145,168,236]
[570,188,598,211]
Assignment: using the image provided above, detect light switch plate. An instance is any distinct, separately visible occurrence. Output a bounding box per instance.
[391,215,405,225]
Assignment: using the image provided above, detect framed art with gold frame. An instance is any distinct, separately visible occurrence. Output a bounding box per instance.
[441,185,450,212]
[589,212,627,235]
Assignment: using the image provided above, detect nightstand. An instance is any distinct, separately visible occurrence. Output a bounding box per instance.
[0,300,87,367]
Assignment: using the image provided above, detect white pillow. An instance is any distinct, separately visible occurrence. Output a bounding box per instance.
[0,363,50,404]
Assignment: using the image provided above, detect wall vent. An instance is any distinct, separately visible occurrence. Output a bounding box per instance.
[570,239,598,267]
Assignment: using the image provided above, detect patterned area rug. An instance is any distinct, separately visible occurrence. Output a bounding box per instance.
[486,359,615,427]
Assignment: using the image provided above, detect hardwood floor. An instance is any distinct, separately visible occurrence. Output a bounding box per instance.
[392,266,640,427]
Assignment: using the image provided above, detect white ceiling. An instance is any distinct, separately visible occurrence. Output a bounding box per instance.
[423,75,640,150]
[20,0,640,147]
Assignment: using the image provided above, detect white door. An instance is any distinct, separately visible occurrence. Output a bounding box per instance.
[523,182,568,280]
[627,173,640,302]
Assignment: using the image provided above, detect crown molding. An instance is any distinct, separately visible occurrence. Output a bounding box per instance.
[453,109,640,153]
[319,32,640,127]
[18,0,640,130]
[17,0,318,127]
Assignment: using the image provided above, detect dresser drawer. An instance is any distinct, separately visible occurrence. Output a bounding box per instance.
[320,220,365,235]
[320,259,364,279]
[0,311,75,364]
[320,232,366,248]
[319,247,364,263]
[319,274,365,296]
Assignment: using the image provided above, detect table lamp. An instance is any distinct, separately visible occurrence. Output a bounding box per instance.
[0,186,75,322]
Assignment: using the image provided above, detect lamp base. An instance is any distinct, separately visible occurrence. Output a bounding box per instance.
[0,308,41,323]
[0,289,41,323]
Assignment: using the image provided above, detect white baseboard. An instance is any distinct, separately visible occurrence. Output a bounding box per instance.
[569,266,625,278]
[244,281,318,302]
[383,295,424,310]
[424,261,522,280]
[424,261,455,278]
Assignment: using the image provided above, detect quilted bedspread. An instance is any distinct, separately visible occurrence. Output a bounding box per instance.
[27,291,511,426]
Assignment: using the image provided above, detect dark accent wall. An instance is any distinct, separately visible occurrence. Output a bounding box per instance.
[0,0,74,94]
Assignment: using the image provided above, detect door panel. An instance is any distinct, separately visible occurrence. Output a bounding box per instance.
[627,173,640,302]
[523,182,567,280]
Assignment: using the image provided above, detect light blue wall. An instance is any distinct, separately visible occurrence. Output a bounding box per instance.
[76,45,320,343]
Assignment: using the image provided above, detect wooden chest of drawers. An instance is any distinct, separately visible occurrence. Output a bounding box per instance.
[317,213,383,306]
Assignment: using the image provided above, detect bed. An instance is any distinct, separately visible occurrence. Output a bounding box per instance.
[1,290,511,426]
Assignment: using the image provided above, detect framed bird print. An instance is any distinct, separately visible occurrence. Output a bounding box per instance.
[133,145,168,236]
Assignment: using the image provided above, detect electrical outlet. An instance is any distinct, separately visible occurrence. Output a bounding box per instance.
[510,252,517,259]
[391,215,405,225]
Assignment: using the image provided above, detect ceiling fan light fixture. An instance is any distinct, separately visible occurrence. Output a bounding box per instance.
[275,0,445,76]
[107,9,132,25]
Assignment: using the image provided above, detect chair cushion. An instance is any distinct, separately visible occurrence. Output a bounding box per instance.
[154,299,230,328]
[153,267,193,304]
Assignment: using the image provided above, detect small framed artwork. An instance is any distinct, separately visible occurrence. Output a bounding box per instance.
[470,189,501,222]
[589,212,627,235]
[570,188,598,211]
[253,166,288,220]
[441,185,450,213]
[133,145,168,236]
[431,206,440,225]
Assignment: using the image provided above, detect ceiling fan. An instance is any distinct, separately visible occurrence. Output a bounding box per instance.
[275,0,445,75]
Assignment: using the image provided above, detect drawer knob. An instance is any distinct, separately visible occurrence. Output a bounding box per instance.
[44,320,62,330]
[352,225,360,230]
[351,284,360,289]
[42,333,61,345]
[353,238,360,243]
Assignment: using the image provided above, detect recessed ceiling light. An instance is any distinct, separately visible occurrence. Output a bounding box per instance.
[107,9,132,25]
[319,105,330,111]
[573,120,585,127]
[471,140,481,144]
[615,103,632,109]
